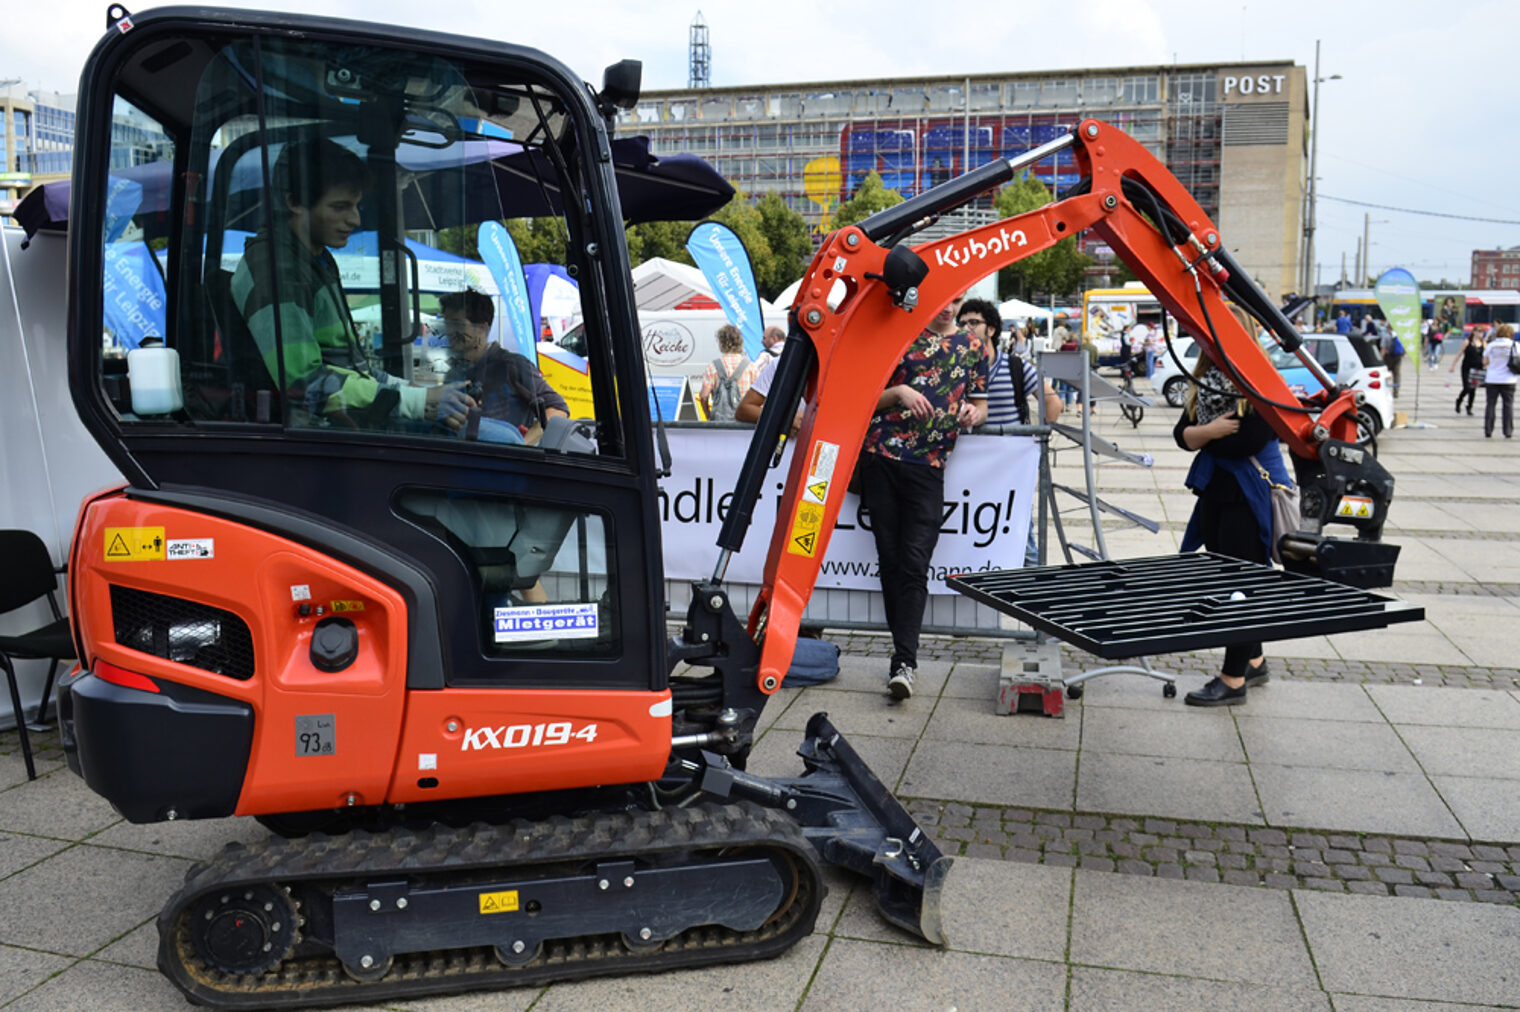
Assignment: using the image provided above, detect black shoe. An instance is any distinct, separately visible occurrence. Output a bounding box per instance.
[1243,660,1271,688]
[1184,677,1247,707]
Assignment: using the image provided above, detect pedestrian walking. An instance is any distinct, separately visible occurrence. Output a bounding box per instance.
[1481,323,1517,438]
[858,293,988,701]
[1451,327,1486,416]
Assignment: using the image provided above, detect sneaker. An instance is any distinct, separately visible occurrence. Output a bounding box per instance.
[1243,660,1271,688]
[887,663,916,700]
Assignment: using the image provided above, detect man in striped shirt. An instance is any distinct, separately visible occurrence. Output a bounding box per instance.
[958,298,1060,568]
[957,299,1062,426]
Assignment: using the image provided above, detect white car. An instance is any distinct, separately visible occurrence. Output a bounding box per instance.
[1153,332,1389,445]
[1152,336,1200,408]
[1269,332,1393,444]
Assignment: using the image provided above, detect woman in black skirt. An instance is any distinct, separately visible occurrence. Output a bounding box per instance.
[1451,327,1486,416]
[1174,343,1293,707]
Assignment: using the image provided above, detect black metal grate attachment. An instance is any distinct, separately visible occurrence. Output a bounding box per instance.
[110,585,256,680]
[947,552,1424,660]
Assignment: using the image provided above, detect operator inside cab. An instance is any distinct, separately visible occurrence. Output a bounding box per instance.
[231,138,475,430]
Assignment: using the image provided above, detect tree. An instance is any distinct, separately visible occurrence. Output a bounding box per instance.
[435,218,567,265]
[505,218,569,265]
[830,172,904,231]
[753,193,814,301]
[992,174,1092,300]
[625,219,690,268]
[709,192,777,298]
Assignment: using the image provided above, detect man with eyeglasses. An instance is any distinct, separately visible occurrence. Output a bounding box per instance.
[857,293,988,701]
[958,299,1062,428]
[958,297,1061,568]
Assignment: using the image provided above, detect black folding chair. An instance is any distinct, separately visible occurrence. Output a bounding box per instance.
[0,530,76,780]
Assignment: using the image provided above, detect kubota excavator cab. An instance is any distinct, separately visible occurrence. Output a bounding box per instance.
[62,6,696,821]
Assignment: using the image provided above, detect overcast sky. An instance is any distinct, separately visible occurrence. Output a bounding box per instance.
[7,0,1515,284]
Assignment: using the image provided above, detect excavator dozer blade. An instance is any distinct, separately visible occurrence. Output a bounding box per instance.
[786,712,952,943]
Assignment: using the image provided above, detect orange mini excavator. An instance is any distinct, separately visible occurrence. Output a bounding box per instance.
[53,7,1412,1008]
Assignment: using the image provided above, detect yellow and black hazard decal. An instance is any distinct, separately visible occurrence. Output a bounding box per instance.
[104,526,165,562]
[1335,495,1374,519]
[787,501,826,557]
[330,600,366,613]
[800,439,840,508]
[478,889,520,914]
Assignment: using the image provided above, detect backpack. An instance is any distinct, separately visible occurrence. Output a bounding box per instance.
[1009,353,1032,424]
[707,355,748,422]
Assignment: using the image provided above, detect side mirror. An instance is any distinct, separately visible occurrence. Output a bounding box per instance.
[597,60,642,122]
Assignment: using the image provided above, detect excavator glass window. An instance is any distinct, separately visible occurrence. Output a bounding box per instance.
[96,32,614,457]
[396,489,620,660]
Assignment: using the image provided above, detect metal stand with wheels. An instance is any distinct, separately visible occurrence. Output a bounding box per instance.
[1034,352,1176,699]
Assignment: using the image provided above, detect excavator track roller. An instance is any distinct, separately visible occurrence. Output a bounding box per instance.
[157,802,823,1008]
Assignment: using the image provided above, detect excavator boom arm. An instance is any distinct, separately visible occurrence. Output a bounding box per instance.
[741,118,1387,695]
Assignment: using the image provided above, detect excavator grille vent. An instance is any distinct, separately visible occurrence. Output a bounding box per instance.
[110,585,256,680]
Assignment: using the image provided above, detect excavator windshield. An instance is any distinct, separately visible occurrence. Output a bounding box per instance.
[82,23,632,480]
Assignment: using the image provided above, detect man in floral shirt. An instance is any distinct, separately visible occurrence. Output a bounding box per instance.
[858,293,988,700]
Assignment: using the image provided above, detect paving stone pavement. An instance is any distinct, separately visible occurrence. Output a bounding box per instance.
[1,368,1518,1009]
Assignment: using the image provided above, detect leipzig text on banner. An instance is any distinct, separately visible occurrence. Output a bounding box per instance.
[655,429,1040,592]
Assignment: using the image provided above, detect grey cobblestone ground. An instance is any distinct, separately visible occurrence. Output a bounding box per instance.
[906,799,1520,906]
[829,631,1520,690]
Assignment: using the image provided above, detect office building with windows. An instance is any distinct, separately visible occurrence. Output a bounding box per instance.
[0,85,76,214]
[1472,247,1520,290]
[622,61,1308,298]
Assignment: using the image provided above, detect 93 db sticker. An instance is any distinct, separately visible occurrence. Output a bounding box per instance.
[494,603,598,643]
[294,714,336,756]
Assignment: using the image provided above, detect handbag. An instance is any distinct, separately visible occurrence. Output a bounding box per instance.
[1249,455,1300,566]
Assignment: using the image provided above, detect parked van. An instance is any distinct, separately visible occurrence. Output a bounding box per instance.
[560,307,786,390]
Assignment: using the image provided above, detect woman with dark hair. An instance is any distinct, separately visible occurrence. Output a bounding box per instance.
[1450,327,1487,416]
[1173,313,1293,707]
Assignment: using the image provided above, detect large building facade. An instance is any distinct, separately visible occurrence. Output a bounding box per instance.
[0,85,76,216]
[623,61,1308,299]
[1471,247,1520,290]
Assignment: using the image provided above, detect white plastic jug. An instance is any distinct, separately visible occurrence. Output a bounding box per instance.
[127,345,183,416]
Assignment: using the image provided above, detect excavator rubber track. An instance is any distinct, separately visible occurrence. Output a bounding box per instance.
[157,801,822,1009]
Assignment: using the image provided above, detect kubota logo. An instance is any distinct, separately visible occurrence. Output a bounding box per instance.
[933,226,1028,268]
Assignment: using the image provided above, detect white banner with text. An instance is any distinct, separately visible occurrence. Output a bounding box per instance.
[658,430,1040,593]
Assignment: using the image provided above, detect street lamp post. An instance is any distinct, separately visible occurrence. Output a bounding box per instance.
[1301,41,1341,298]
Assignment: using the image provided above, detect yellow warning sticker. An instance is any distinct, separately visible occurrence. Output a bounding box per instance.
[803,479,830,505]
[478,889,520,914]
[1335,495,1374,519]
[330,600,366,613]
[787,501,825,557]
[104,527,165,562]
